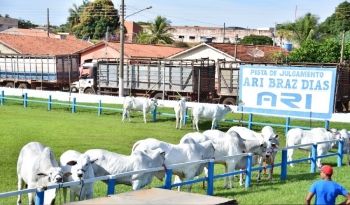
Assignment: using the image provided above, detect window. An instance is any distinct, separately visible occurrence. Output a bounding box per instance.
[189,36,195,40]
[178,35,184,39]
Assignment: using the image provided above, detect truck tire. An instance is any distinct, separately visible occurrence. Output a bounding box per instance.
[84,88,95,94]
[71,87,78,93]
[153,93,164,100]
[5,82,14,88]
[222,97,236,105]
[18,83,29,89]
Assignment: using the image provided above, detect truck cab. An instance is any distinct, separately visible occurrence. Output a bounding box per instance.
[70,60,97,94]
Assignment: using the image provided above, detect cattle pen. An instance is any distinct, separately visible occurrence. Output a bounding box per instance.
[0,137,346,204]
[1,87,350,204]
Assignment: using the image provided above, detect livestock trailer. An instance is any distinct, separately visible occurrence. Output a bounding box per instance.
[72,58,216,102]
[0,54,80,90]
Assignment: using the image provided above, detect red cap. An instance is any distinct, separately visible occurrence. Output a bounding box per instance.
[321,165,333,176]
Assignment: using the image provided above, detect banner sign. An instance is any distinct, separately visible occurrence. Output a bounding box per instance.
[238,65,337,119]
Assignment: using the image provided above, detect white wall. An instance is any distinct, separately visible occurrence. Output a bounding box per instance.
[170,45,234,61]
[1,87,349,123]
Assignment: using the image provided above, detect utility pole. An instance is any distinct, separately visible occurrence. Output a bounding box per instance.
[47,8,50,37]
[119,0,125,97]
[340,30,345,63]
[223,23,226,43]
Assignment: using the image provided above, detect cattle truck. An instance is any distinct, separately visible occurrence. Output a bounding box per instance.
[71,58,216,102]
[216,60,350,112]
[0,54,80,90]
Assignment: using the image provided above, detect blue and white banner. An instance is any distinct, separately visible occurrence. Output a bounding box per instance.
[238,65,337,119]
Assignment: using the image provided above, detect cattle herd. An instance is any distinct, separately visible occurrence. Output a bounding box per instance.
[15,97,350,204]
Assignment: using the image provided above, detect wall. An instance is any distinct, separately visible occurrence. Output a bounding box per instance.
[0,43,18,54]
[0,17,18,32]
[80,45,120,63]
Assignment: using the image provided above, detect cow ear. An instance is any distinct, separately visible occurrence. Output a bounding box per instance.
[90,158,98,164]
[66,160,77,166]
[275,135,279,138]
[224,105,228,108]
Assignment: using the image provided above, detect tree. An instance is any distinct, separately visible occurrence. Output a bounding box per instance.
[319,1,350,36]
[277,13,319,46]
[240,35,273,45]
[72,0,118,39]
[18,19,38,29]
[136,16,174,44]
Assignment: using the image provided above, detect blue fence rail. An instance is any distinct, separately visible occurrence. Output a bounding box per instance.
[0,91,331,134]
[0,139,344,205]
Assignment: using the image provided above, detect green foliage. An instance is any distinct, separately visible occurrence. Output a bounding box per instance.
[240,35,273,45]
[18,19,38,29]
[136,16,174,44]
[72,0,119,40]
[277,13,319,45]
[319,1,350,36]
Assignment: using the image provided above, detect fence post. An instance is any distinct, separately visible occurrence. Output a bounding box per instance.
[23,93,28,108]
[311,144,317,173]
[248,113,253,129]
[164,168,173,190]
[207,160,215,196]
[324,120,330,130]
[98,100,102,116]
[183,107,188,125]
[0,90,4,105]
[48,95,52,111]
[245,153,253,189]
[280,149,288,181]
[107,178,116,195]
[72,97,76,113]
[152,105,157,122]
[337,140,344,167]
[35,188,45,205]
[285,117,290,135]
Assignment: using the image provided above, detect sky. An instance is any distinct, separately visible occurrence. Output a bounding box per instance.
[0,0,347,28]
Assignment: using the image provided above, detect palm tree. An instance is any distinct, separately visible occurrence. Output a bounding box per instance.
[136,16,174,44]
[277,13,319,46]
[68,1,90,31]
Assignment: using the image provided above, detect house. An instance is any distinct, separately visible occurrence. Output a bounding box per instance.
[0,33,92,55]
[1,27,77,40]
[77,41,185,63]
[169,42,287,62]
[124,21,143,43]
[0,16,18,32]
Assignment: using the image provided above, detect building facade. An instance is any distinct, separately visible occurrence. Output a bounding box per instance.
[0,17,18,32]
[170,26,274,44]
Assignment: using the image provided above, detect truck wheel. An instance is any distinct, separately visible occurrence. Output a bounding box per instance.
[84,88,95,94]
[18,83,29,89]
[222,97,236,105]
[71,87,78,93]
[153,93,164,100]
[5,82,14,88]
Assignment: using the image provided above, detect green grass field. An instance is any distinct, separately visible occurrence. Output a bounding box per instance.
[0,97,350,204]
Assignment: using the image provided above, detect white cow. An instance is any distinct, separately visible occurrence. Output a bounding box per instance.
[132,138,215,191]
[17,142,64,205]
[192,104,232,131]
[333,129,350,165]
[174,97,186,129]
[85,148,165,190]
[228,126,279,182]
[122,96,158,123]
[60,150,96,202]
[286,127,340,168]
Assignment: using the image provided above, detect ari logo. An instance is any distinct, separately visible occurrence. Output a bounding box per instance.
[257,92,312,109]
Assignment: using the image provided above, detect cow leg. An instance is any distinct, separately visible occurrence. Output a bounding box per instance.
[239,171,244,187]
[143,110,147,123]
[175,115,179,129]
[269,162,274,181]
[194,119,199,131]
[16,175,23,205]
[62,187,68,203]
[179,112,183,129]
[122,109,127,122]
[211,119,216,130]
[226,163,236,189]
[174,176,183,191]
[287,149,294,167]
[27,184,35,205]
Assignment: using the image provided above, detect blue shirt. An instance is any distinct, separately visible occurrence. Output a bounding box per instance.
[309,180,348,205]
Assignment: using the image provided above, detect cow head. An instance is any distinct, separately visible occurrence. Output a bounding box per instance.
[65,154,97,180]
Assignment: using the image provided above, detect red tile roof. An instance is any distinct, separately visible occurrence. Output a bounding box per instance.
[0,33,92,55]
[79,41,185,59]
[210,43,287,62]
[1,28,77,40]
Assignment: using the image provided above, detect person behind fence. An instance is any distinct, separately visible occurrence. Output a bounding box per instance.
[305,165,350,205]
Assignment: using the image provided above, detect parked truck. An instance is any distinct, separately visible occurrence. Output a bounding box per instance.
[0,54,80,90]
[71,58,217,101]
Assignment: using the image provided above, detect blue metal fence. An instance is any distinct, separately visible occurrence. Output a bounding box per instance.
[0,139,345,205]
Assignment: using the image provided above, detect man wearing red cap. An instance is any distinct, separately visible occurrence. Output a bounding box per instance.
[305,165,350,205]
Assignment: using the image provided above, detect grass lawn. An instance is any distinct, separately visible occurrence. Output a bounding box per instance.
[0,98,349,204]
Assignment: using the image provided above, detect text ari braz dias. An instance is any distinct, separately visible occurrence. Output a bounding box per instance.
[243,69,329,90]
